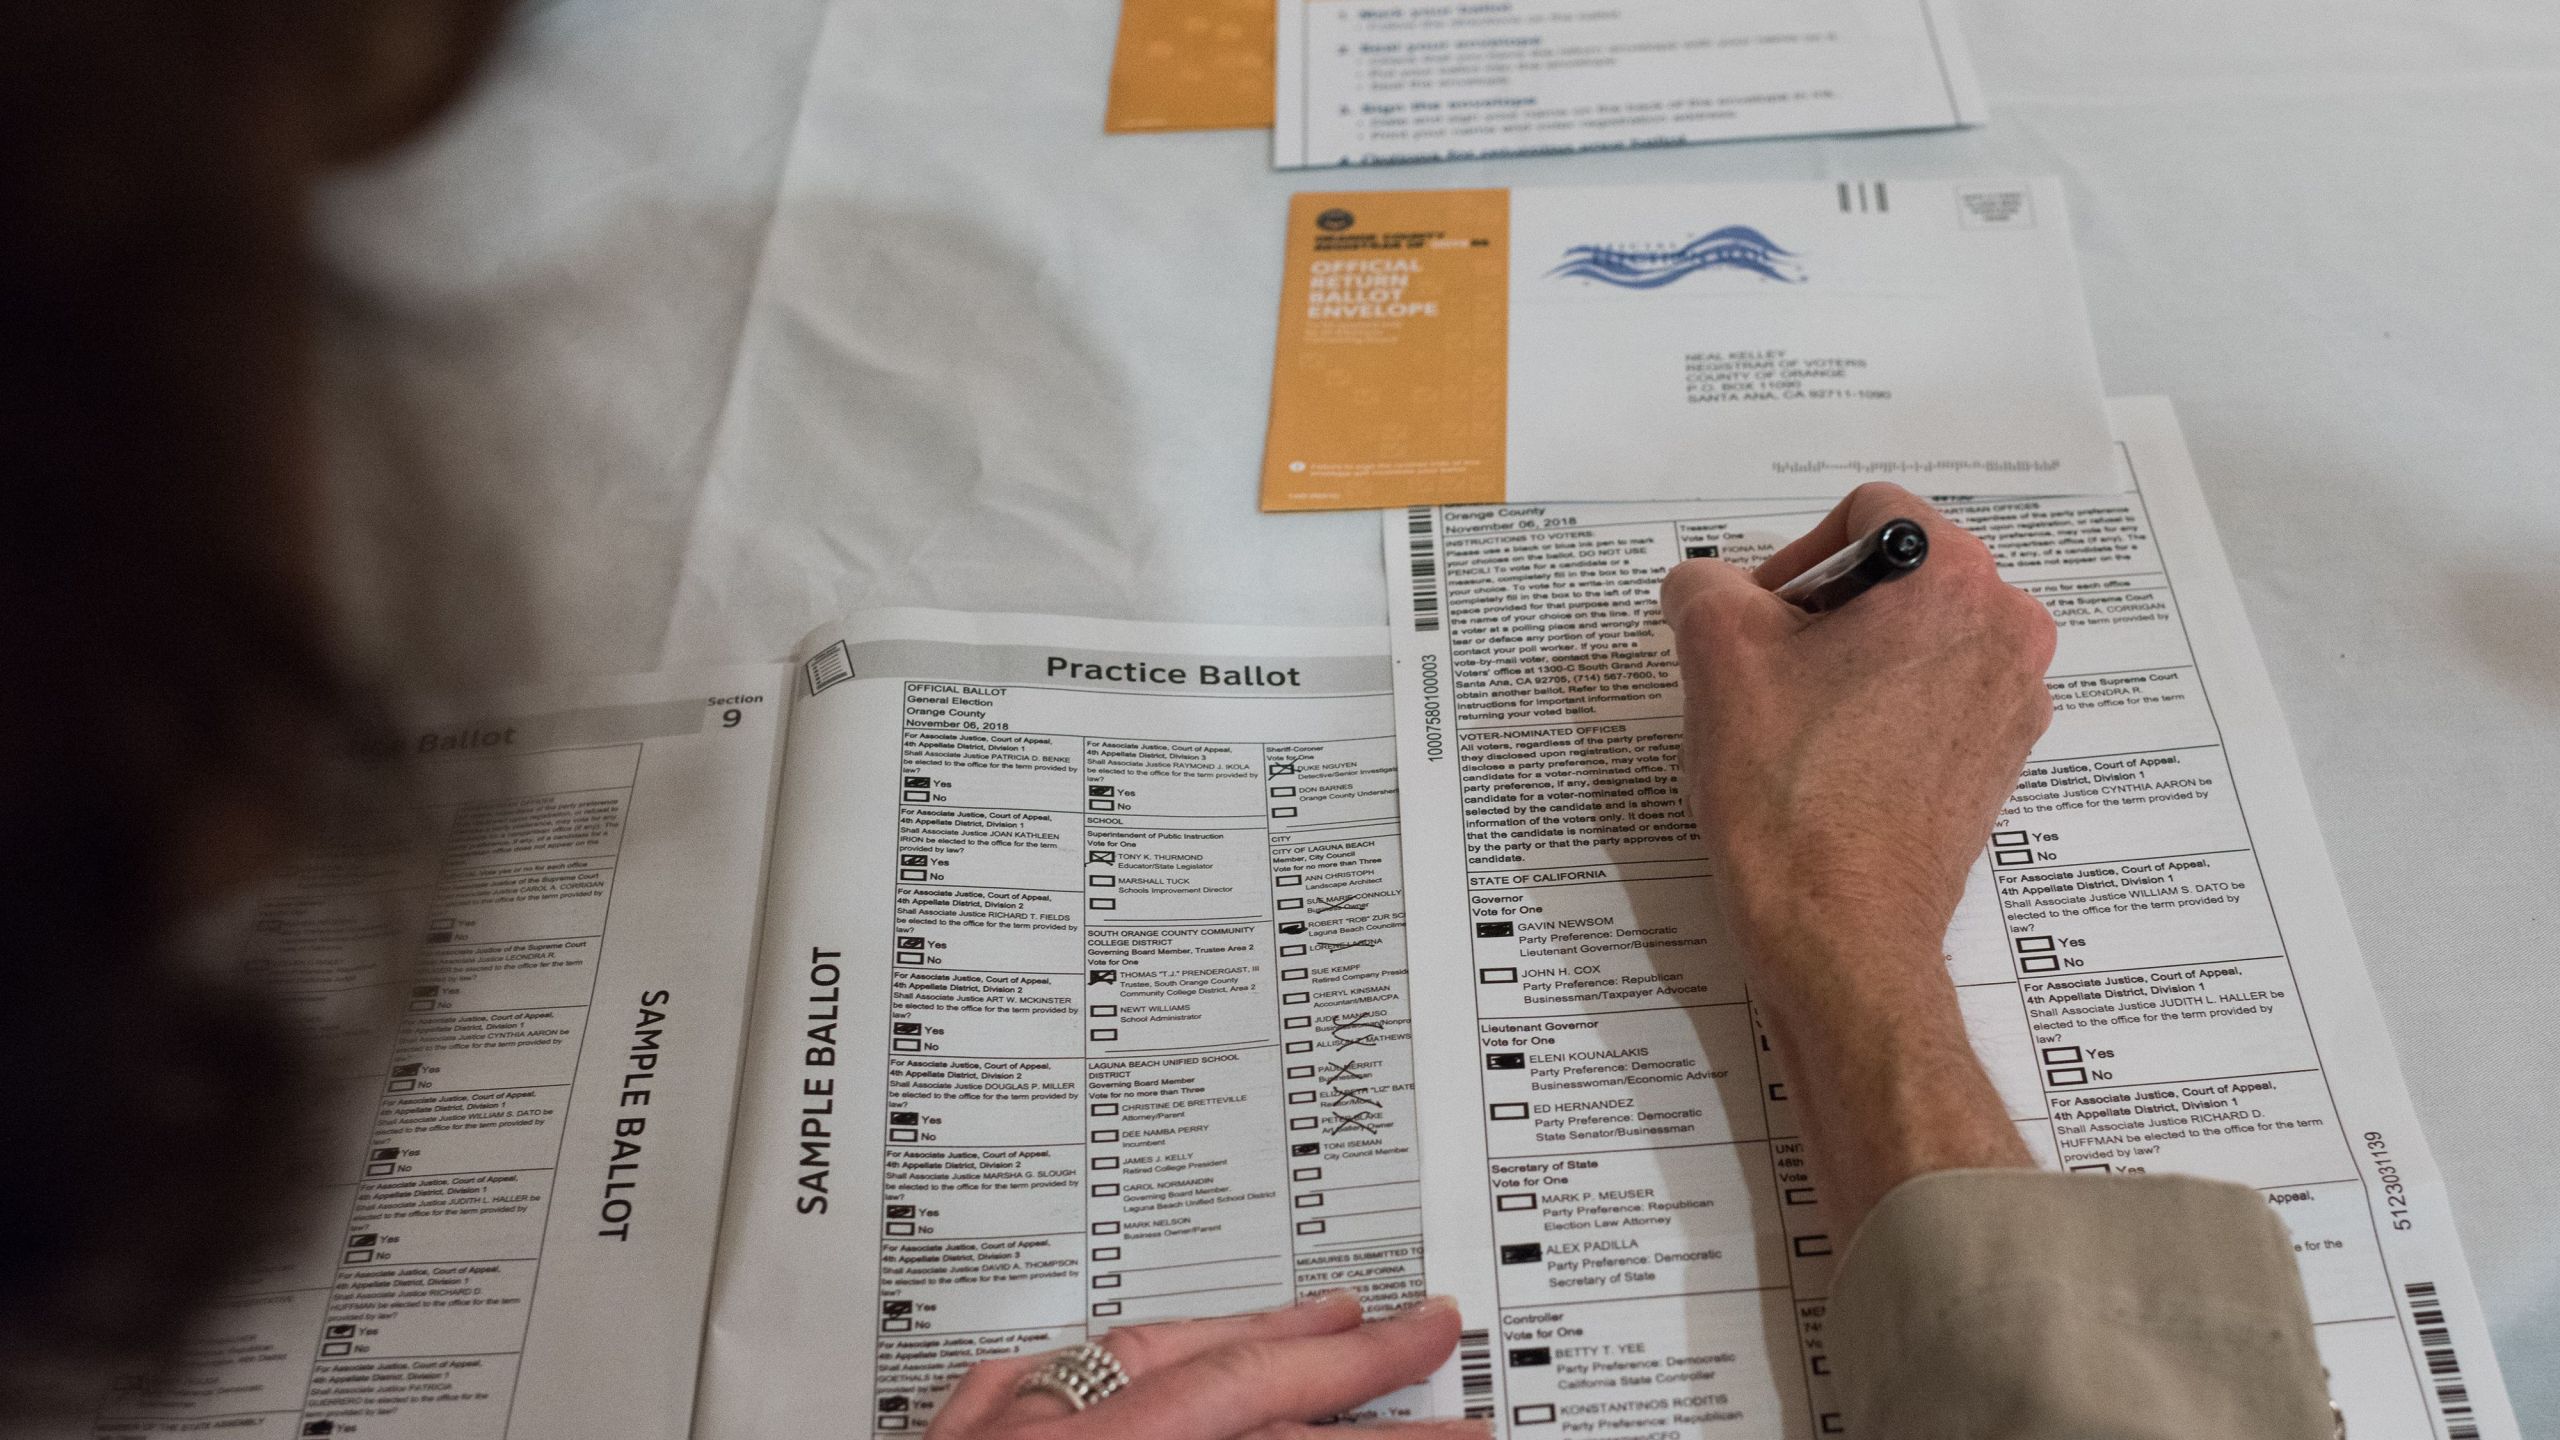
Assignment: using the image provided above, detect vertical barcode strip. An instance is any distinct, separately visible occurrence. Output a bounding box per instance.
[2405,1281,2480,1440]
[1457,1327,1493,1420]
[1408,507,1442,633]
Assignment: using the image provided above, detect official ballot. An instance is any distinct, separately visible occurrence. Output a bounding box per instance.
[1261,178,2119,511]
[1274,0,1986,168]
[1379,399,2520,1439]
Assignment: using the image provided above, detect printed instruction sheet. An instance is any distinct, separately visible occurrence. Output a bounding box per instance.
[92,671,789,1440]
[1381,398,2519,1438]
[1262,179,2117,512]
[1274,0,1985,168]
[698,610,1430,1436]
[1107,0,1277,133]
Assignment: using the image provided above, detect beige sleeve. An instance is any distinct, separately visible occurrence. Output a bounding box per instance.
[1827,1169,2334,1439]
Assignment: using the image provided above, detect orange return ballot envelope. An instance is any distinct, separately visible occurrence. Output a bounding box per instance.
[1105,0,1275,133]
[1260,181,2121,512]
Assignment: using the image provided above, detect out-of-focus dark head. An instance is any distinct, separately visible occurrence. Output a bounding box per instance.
[0,0,510,1418]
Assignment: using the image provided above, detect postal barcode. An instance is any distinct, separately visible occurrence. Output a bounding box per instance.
[1457,1327,1493,1420]
[2405,1281,2480,1439]
[1407,508,1443,632]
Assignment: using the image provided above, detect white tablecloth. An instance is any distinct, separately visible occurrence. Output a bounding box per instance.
[317,0,2560,1423]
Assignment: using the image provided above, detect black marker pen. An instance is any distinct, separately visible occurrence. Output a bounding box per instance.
[1771,518,1929,614]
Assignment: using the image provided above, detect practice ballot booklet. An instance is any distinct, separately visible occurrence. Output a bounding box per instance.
[1382,398,2519,1439]
[1262,179,2118,512]
[1273,0,1985,168]
[96,612,1430,1438]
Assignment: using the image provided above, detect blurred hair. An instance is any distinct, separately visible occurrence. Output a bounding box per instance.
[0,0,510,1419]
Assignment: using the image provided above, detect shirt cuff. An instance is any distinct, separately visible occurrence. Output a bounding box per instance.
[1828,1169,2331,1439]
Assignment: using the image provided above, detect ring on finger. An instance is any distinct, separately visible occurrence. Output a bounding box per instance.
[1012,1341,1132,1412]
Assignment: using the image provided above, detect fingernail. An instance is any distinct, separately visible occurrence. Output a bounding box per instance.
[1394,1293,1459,1320]
[1292,1288,1361,1310]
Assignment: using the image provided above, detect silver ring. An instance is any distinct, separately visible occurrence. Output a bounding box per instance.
[1014,1341,1132,1412]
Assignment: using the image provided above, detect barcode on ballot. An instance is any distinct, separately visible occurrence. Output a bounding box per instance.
[1457,1327,1493,1420]
[1408,508,1442,633]
[2406,1281,2480,1439]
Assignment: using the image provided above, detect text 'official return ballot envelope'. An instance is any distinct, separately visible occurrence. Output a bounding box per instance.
[1260,179,2119,512]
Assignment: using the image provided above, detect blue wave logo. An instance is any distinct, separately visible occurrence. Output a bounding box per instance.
[1546,226,1804,288]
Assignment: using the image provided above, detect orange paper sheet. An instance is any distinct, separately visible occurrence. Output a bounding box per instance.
[1261,191,1512,513]
[1105,0,1275,133]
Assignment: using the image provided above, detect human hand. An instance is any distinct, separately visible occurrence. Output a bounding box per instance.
[1660,481,2055,996]
[1659,483,2050,1222]
[925,1290,1486,1440]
